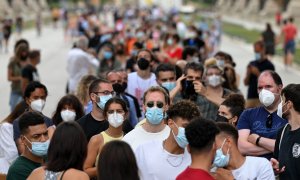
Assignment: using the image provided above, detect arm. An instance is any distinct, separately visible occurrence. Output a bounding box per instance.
[194,81,225,106]
[83,135,102,178]
[169,75,185,101]
[243,65,251,86]
[21,77,29,94]
[248,133,275,152]
[7,67,22,82]
[238,129,271,156]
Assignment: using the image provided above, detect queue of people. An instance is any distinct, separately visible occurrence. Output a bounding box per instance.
[0,4,299,180]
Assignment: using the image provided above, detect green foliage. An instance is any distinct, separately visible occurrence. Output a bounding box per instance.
[222,22,261,43]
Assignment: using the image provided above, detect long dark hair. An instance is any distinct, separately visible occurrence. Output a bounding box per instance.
[46,121,87,171]
[3,100,28,124]
[97,141,139,180]
[52,95,84,126]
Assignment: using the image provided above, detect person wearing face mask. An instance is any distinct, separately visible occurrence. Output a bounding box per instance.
[127,49,158,109]
[216,93,245,126]
[84,98,128,178]
[182,46,202,64]
[272,84,300,180]
[107,71,138,130]
[155,63,177,93]
[123,86,170,150]
[177,118,220,180]
[160,34,183,65]
[7,112,49,180]
[244,40,275,108]
[212,123,275,180]
[171,63,231,121]
[135,100,201,180]
[52,95,84,126]
[13,81,53,155]
[98,45,121,77]
[77,79,113,141]
[237,71,287,160]
[8,42,30,111]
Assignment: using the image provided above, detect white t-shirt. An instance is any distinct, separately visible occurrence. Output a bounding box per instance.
[135,140,191,180]
[127,72,157,107]
[0,122,18,174]
[122,125,170,151]
[232,156,275,180]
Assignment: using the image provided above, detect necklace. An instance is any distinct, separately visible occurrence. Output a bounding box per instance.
[163,140,184,167]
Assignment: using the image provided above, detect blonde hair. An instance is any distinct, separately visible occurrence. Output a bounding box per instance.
[76,75,97,105]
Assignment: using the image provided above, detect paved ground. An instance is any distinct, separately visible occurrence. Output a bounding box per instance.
[1,25,300,120]
[0,26,72,120]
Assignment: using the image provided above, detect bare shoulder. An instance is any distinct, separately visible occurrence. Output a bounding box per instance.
[63,169,89,180]
[89,133,103,146]
[27,166,45,180]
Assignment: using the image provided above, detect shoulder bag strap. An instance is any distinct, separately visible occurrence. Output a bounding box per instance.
[279,124,289,151]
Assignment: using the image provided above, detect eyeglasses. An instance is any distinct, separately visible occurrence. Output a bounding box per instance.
[146,101,164,108]
[94,91,116,96]
[266,114,273,128]
[107,109,125,114]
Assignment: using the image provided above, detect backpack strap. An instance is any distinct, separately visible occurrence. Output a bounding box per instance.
[60,170,67,180]
[279,124,289,151]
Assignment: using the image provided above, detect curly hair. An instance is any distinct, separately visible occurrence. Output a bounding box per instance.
[221,93,245,119]
[185,118,219,153]
[76,75,97,105]
[167,100,201,121]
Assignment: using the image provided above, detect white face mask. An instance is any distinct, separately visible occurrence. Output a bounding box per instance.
[108,112,124,128]
[60,110,76,122]
[30,99,45,112]
[208,75,222,87]
[259,89,275,107]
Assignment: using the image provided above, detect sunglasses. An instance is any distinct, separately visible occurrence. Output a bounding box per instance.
[266,114,273,128]
[146,101,164,108]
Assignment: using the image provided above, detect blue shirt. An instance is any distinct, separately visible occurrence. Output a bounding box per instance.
[237,106,287,159]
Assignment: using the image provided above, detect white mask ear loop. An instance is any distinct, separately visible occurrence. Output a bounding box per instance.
[220,138,227,149]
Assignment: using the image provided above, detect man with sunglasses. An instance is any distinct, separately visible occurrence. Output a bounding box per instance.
[135,100,201,180]
[7,112,48,180]
[77,78,113,141]
[237,70,287,159]
[123,86,170,150]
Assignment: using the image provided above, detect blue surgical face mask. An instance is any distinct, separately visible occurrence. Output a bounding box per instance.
[145,107,164,125]
[255,52,261,60]
[103,51,113,59]
[131,49,138,56]
[161,82,176,92]
[97,94,113,109]
[172,122,188,148]
[213,139,230,168]
[24,136,49,157]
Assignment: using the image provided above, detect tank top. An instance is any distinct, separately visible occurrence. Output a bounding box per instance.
[45,170,62,180]
[95,131,123,165]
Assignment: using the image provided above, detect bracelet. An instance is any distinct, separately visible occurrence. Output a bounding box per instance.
[256,136,262,146]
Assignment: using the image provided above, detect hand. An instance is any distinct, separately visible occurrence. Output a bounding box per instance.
[250,65,260,76]
[212,168,235,180]
[175,75,186,91]
[248,134,259,145]
[193,81,207,96]
[270,158,285,174]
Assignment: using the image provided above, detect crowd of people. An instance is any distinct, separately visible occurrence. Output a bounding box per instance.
[0,4,299,180]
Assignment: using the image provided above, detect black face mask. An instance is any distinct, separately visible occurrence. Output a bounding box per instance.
[215,114,229,122]
[113,83,125,94]
[122,82,127,91]
[137,58,150,70]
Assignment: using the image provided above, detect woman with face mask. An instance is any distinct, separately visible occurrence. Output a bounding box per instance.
[83,97,128,179]
[52,95,85,126]
[160,34,183,65]
[98,45,121,77]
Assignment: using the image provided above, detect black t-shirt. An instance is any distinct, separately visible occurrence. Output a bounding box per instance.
[77,113,109,141]
[22,64,39,82]
[274,124,300,180]
[183,38,205,50]
[247,59,275,99]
